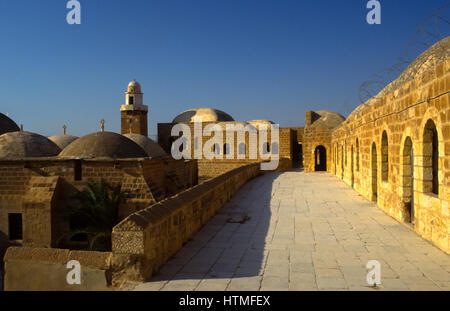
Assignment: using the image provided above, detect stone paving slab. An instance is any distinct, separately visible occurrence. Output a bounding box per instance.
[133,171,450,291]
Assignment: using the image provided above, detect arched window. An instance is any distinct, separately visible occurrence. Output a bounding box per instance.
[263,142,270,154]
[194,137,199,151]
[238,143,246,155]
[423,120,439,195]
[213,143,220,155]
[381,131,389,182]
[356,138,360,172]
[344,141,347,166]
[271,142,279,155]
[223,143,230,155]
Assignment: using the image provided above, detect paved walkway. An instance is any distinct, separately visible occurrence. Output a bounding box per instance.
[134,171,450,291]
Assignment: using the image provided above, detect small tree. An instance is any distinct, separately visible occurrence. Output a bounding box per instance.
[63,179,123,251]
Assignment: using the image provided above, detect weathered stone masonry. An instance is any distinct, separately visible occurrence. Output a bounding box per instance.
[330,39,450,254]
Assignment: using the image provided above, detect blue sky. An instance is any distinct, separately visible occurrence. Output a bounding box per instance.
[0,0,448,138]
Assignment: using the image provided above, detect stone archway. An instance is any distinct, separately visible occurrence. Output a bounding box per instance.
[371,142,378,202]
[402,137,415,224]
[314,145,327,172]
[351,145,354,188]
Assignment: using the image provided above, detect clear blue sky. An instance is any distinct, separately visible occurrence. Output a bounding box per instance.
[0,0,448,138]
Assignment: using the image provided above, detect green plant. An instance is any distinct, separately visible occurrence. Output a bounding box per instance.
[63,179,123,251]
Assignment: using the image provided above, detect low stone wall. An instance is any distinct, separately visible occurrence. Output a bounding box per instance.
[111,163,262,283]
[3,162,277,289]
[198,158,292,182]
[4,247,112,291]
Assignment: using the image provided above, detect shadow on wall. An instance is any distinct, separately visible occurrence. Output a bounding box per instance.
[0,232,19,291]
[150,172,281,282]
[0,232,20,266]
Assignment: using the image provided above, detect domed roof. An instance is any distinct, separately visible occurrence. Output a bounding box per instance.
[310,110,345,129]
[0,113,20,135]
[215,121,255,130]
[172,108,234,123]
[123,134,167,158]
[127,80,142,93]
[48,134,79,150]
[0,131,61,159]
[59,131,148,159]
[247,120,275,128]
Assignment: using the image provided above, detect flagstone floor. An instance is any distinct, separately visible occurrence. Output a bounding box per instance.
[134,171,450,291]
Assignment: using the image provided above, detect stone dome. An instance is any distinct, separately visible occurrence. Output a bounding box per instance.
[59,131,148,159]
[247,120,275,128]
[127,80,142,93]
[172,108,234,123]
[216,121,255,130]
[0,113,20,135]
[0,131,61,159]
[310,110,345,129]
[123,133,167,158]
[48,134,79,150]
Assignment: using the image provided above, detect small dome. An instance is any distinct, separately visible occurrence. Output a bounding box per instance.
[127,80,142,93]
[123,134,167,158]
[48,134,79,150]
[0,131,61,159]
[0,113,20,135]
[247,120,275,128]
[173,108,234,123]
[310,110,345,129]
[59,132,148,159]
[216,121,255,130]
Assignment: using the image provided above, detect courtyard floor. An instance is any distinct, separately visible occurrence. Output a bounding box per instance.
[134,171,450,291]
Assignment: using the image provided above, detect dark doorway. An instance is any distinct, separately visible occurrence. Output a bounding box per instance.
[403,137,415,224]
[314,145,327,171]
[8,214,23,240]
[292,143,303,168]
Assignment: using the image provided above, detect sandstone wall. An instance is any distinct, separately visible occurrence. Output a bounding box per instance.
[303,126,333,172]
[4,247,112,291]
[0,157,197,251]
[110,163,262,283]
[330,58,450,253]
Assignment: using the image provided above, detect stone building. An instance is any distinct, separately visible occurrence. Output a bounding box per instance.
[0,81,197,256]
[158,108,295,181]
[302,110,346,172]
[302,37,450,253]
[2,37,450,290]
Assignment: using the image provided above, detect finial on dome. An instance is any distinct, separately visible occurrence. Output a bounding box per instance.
[63,125,67,135]
[100,119,105,132]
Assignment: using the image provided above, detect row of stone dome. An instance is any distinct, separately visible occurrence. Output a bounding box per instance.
[0,130,167,159]
[172,108,275,127]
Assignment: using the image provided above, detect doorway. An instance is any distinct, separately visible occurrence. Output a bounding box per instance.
[314,145,327,171]
[403,137,415,224]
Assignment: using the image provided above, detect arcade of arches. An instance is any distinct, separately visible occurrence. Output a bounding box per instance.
[300,38,450,254]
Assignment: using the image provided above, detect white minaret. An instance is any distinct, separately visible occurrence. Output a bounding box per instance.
[120,80,149,136]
